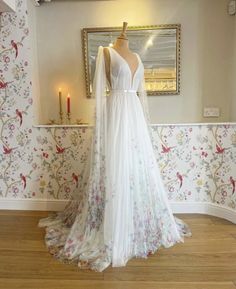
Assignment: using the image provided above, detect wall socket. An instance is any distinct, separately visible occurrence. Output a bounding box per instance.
[228,0,236,16]
[203,107,220,118]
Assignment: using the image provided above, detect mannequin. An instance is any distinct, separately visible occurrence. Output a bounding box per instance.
[104,22,139,87]
[38,21,192,273]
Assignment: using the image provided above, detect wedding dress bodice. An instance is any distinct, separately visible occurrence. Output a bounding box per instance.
[107,47,144,91]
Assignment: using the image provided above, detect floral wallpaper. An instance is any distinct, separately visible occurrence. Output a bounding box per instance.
[0,1,236,213]
[152,125,236,209]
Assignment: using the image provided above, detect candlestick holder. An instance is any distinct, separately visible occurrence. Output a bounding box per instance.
[67,112,71,124]
[59,111,63,124]
[48,118,56,125]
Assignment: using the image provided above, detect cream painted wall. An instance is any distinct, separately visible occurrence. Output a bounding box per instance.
[28,0,235,125]
[0,0,16,12]
[28,0,43,125]
[231,10,236,121]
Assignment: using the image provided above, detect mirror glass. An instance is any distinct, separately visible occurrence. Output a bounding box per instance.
[83,25,180,98]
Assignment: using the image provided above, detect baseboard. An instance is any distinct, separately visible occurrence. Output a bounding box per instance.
[0,198,235,224]
[171,201,236,224]
[0,198,66,212]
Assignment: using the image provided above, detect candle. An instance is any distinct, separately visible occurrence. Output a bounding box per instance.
[67,93,70,113]
[59,87,62,114]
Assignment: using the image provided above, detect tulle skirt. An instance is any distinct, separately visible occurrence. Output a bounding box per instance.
[38,90,192,272]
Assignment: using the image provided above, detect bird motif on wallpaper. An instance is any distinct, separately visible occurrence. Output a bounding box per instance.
[215,144,225,154]
[0,80,13,89]
[2,145,17,154]
[161,144,175,153]
[55,144,71,154]
[15,109,23,126]
[20,173,26,190]
[176,172,183,188]
[215,144,230,154]
[72,173,79,188]
[56,145,65,154]
[0,81,8,89]
[230,176,235,194]
[10,40,22,59]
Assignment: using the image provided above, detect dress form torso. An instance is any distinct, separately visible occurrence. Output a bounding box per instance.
[104,38,139,88]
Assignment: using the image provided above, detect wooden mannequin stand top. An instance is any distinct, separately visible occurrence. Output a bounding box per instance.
[104,22,139,86]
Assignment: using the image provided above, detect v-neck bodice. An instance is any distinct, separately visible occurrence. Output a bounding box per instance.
[106,46,144,91]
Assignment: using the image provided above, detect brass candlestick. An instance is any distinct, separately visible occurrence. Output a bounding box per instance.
[59,111,63,124]
[59,88,63,124]
[67,112,71,124]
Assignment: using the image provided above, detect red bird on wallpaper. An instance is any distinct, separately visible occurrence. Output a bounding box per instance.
[215,144,225,154]
[72,173,79,188]
[0,80,14,89]
[161,144,174,153]
[230,176,235,194]
[56,145,65,154]
[20,173,26,189]
[0,81,11,89]
[11,40,19,58]
[176,172,183,188]
[16,109,23,126]
[3,145,13,154]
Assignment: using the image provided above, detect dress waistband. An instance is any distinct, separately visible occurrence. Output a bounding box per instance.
[110,89,137,93]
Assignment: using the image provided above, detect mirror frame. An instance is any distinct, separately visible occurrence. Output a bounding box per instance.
[82,24,181,98]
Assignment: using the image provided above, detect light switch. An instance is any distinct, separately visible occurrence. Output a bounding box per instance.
[203,107,220,118]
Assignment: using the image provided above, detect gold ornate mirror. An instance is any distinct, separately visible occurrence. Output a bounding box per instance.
[82,24,181,98]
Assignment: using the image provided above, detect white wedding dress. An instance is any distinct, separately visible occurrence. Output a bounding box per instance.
[38,46,192,272]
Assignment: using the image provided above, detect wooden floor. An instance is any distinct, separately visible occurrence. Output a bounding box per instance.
[0,211,236,289]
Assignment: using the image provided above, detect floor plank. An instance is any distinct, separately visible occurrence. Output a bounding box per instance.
[0,280,235,289]
[103,266,236,282]
[0,211,236,289]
